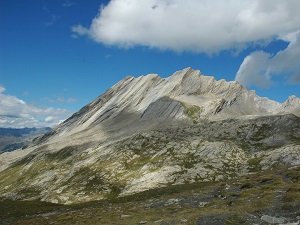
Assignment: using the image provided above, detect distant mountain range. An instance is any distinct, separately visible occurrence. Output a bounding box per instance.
[0,67,299,206]
[0,127,51,153]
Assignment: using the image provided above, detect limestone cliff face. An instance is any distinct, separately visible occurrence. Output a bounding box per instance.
[0,67,299,204]
[33,67,299,144]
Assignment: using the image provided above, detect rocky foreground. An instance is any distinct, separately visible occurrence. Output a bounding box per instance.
[1,165,299,225]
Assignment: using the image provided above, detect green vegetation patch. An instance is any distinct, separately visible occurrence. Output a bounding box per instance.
[0,200,64,224]
[247,156,264,172]
[2,166,299,225]
[182,103,202,123]
[45,146,80,161]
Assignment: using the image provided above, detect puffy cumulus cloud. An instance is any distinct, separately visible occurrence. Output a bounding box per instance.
[72,0,300,53]
[0,87,71,128]
[235,51,273,88]
[72,0,300,89]
[236,31,300,88]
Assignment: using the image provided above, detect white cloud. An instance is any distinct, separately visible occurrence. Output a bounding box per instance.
[71,25,89,36]
[72,0,300,53]
[62,1,76,7]
[236,31,300,87]
[0,87,71,128]
[45,116,55,122]
[72,0,300,89]
[235,51,272,88]
[45,96,78,103]
[0,85,6,93]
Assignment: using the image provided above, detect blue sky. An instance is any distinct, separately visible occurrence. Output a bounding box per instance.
[0,0,300,128]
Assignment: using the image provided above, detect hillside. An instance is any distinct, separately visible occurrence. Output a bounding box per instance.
[1,165,299,225]
[0,68,299,223]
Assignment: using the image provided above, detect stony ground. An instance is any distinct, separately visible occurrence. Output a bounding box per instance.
[1,114,299,204]
[1,165,299,225]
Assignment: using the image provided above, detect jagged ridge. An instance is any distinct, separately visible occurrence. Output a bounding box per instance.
[33,67,300,144]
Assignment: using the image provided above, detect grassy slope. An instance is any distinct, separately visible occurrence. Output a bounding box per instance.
[1,165,299,225]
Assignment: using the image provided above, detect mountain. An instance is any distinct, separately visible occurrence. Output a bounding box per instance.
[0,67,299,205]
[0,127,51,154]
[0,127,39,137]
[29,67,300,144]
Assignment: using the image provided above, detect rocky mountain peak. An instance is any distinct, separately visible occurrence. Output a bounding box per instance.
[280,95,300,115]
[0,67,299,205]
[285,95,300,105]
[31,67,299,145]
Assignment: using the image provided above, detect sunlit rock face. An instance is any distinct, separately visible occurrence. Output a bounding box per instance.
[0,67,299,204]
